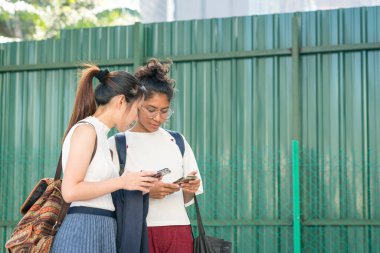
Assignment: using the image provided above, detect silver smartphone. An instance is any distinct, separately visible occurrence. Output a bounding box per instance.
[173,175,197,184]
[153,168,171,178]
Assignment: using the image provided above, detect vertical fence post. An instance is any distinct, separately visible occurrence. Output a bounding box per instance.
[292,14,301,141]
[133,22,144,71]
[292,14,302,252]
[292,140,301,253]
[0,48,4,66]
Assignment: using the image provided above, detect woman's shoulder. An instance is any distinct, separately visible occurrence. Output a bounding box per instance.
[64,119,96,143]
[70,124,97,144]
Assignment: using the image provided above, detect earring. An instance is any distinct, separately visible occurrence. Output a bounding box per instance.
[128,120,137,129]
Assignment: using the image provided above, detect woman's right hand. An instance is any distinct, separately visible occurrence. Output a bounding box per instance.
[119,171,158,192]
[149,181,180,199]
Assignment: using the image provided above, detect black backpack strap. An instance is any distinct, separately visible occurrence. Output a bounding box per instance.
[165,130,185,157]
[115,132,127,175]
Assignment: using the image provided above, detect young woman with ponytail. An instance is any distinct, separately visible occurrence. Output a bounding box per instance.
[52,65,158,253]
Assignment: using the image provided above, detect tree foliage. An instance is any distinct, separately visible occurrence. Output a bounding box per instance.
[0,0,141,40]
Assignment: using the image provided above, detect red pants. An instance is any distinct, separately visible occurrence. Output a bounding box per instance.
[148,225,193,253]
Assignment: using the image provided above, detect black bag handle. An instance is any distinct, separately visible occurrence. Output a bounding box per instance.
[194,195,207,238]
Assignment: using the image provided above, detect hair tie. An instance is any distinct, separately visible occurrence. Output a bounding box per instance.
[95,68,110,83]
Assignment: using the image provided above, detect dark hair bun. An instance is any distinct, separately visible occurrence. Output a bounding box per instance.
[135,58,175,85]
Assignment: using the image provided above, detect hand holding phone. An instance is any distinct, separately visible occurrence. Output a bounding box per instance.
[178,171,200,194]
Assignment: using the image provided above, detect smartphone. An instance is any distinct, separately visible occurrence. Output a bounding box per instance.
[152,168,171,178]
[173,175,197,184]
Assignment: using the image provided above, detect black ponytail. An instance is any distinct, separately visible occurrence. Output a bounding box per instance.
[63,65,144,139]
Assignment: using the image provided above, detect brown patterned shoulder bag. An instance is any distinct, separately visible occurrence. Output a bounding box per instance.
[5,125,97,253]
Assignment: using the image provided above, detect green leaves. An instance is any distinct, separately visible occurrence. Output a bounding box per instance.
[0,0,141,41]
[95,8,141,26]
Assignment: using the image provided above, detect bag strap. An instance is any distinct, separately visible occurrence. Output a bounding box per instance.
[194,195,207,237]
[115,132,127,176]
[54,154,64,181]
[170,131,203,237]
[165,129,185,157]
[54,121,98,180]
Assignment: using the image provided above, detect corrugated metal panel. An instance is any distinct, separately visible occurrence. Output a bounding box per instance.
[147,14,295,252]
[1,6,380,253]
[0,26,136,251]
[298,7,380,253]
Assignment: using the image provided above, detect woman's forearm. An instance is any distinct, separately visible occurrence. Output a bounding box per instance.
[62,177,121,203]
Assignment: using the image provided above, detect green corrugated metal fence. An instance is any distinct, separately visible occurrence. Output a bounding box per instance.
[1,6,380,253]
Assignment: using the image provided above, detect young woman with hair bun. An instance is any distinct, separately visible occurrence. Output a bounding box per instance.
[109,59,204,253]
[52,65,158,253]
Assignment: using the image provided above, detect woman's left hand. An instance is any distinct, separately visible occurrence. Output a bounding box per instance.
[180,171,201,194]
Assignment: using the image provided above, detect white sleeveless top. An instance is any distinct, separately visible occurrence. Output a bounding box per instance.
[62,116,119,211]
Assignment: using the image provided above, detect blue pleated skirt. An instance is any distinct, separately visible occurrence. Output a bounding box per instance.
[52,212,117,253]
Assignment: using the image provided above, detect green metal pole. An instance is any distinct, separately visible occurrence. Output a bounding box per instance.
[292,140,301,253]
[292,15,301,141]
[292,14,302,253]
[0,48,4,66]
